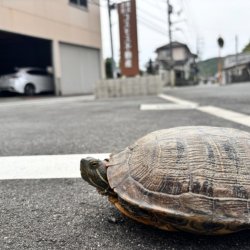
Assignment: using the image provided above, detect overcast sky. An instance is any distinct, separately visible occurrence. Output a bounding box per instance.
[98,0,250,68]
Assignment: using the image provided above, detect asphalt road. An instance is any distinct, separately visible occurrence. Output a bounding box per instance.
[0,83,250,249]
[165,82,250,115]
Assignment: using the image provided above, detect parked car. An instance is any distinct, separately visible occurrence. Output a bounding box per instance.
[0,67,54,96]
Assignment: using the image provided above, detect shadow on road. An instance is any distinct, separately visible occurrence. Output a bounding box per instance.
[0,91,54,99]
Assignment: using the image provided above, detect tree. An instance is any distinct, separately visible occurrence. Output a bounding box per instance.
[146,59,155,75]
[242,41,250,53]
[105,58,113,79]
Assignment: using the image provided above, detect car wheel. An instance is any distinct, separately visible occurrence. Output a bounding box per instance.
[24,84,35,96]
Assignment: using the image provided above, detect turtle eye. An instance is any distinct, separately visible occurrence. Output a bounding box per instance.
[90,161,99,168]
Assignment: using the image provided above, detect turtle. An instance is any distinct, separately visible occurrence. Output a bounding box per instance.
[80,126,250,235]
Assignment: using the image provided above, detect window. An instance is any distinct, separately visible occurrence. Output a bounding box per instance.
[69,0,88,8]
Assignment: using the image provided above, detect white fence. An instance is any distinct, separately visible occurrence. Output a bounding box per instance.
[95,75,164,99]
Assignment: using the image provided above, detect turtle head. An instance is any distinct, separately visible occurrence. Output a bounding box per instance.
[80,157,110,194]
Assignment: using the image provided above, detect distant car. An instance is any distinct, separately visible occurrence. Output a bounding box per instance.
[0,67,54,96]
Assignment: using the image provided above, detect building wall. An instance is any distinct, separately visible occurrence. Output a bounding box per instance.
[0,0,103,95]
[157,47,187,61]
[157,50,169,61]
[0,0,101,49]
[224,52,250,69]
[173,47,186,61]
[156,46,197,86]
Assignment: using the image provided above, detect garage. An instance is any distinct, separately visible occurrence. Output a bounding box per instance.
[0,1,102,96]
[0,31,52,78]
[0,30,54,95]
[0,31,102,96]
[60,43,101,95]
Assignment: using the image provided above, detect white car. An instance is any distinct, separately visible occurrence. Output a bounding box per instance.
[0,67,54,96]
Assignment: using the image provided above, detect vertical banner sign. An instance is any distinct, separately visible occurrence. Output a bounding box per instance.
[118,0,139,77]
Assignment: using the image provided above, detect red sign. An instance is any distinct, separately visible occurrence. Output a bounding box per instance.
[118,0,139,77]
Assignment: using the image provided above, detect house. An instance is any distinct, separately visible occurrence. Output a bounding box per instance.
[155,42,198,86]
[223,52,250,83]
[0,0,103,95]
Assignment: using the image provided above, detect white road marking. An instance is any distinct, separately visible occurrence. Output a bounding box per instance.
[0,95,95,108]
[197,106,250,127]
[155,94,250,127]
[140,94,199,110]
[158,94,199,108]
[0,153,110,180]
[140,103,197,110]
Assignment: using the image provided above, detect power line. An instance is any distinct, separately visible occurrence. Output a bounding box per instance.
[141,0,167,12]
[141,0,192,47]
[137,12,168,35]
[173,0,199,53]
[137,16,167,37]
[96,0,170,37]
[182,0,200,35]
[137,7,167,26]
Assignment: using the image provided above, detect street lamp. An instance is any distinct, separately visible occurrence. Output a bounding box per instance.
[167,0,175,86]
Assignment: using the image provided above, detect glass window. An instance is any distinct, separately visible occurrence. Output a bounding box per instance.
[79,0,87,7]
[69,0,87,8]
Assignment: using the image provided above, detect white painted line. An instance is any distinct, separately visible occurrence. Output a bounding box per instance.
[158,94,250,127]
[158,94,199,108]
[0,153,110,180]
[197,106,250,127]
[141,94,199,110]
[140,103,197,110]
[0,95,95,108]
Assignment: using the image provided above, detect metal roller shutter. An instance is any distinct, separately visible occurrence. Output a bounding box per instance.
[60,43,101,95]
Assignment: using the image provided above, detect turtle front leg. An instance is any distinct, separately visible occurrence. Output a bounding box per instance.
[107,195,125,224]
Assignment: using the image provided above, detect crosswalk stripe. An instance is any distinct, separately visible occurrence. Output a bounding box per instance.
[140,103,197,110]
[157,94,250,127]
[158,94,199,108]
[197,106,250,127]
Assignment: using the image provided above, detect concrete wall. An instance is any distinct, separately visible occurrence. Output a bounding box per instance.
[0,0,101,49]
[96,75,164,99]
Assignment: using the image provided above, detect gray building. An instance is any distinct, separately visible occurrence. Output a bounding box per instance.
[0,0,103,95]
[223,52,250,83]
[155,42,198,86]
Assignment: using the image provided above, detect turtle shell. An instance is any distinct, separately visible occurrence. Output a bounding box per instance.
[107,126,250,234]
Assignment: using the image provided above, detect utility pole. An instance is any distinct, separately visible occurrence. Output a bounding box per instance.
[217,36,224,85]
[196,36,204,62]
[167,0,175,86]
[235,35,239,67]
[107,0,115,78]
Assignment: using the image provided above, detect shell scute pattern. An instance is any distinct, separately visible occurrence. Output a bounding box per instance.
[107,126,250,234]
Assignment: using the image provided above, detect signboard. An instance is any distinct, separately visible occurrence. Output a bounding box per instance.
[118,0,139,77]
